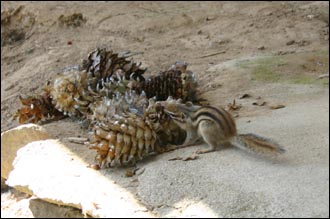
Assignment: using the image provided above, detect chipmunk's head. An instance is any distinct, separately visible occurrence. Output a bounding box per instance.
[162,100,197,129]
[165,110,187,123]
[164,110,189,130]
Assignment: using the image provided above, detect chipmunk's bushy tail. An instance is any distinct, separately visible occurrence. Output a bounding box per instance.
[231,133,285,155]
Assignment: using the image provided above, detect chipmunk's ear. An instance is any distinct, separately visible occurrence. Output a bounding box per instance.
[185,101,193,107]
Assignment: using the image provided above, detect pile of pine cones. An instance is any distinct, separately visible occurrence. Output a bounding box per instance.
[14,47,199,168]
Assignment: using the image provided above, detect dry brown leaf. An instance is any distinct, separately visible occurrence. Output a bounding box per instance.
[169,155,199,161]
[87,164,100,170]
[133,167,145,175]
[227,99,242,111]
[182,154,199,161]
[239,93,251,99]
[252,100,266,106]
[92,202,100,210]
[270,104,285,109]
[168,156,183,161]
[125,170,135,177]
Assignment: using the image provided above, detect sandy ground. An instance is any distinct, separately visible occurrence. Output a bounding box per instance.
[1,1,329,217]
[137,86,329,217]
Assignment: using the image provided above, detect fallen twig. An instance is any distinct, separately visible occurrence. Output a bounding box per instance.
[119,51,144,58]
[138,6,161,13]
[318,74,329,79]
[198,51,226,58]
[68,137,88,144]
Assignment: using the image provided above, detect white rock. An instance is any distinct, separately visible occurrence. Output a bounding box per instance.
[1,124,51,180]
[6,139,154,218]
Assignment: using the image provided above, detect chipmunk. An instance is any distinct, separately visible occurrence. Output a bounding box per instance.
[164,101,285,155]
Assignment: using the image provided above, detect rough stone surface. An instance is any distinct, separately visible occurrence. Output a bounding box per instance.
[6,139,153,218]
[29,198,84,218]
[1,188,33,218]
[1,188,84,218]
[1,124,50,180]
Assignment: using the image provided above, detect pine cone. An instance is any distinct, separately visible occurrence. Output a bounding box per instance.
[89,96,188,168]
[50,69,93,116]
[131,61,199,102]
[81,47,146,81]
[90,112,157,167]
[14,85,63,124]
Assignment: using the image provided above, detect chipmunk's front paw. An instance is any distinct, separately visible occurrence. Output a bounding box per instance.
[195,149,205,154]
[195,148,215,154]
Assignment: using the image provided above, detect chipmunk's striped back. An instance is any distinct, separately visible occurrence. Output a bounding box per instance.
[189,105,237,139]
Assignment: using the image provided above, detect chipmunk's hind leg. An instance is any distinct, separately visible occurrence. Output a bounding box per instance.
[195,120,221,154]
